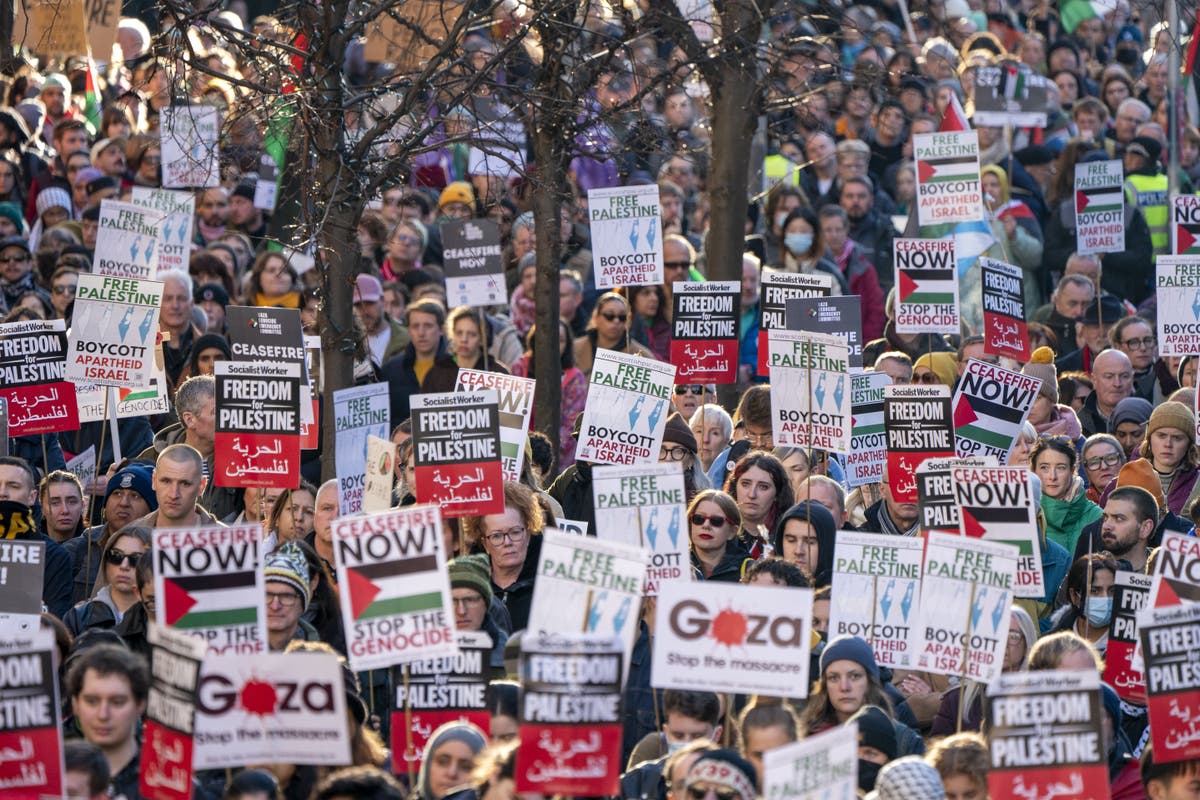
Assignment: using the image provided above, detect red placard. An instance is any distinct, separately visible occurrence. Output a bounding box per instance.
[139,720,195,800]
[517,723,623,796]
[413,460,505,518]
[390,709,491,774]
[3,382,79,436]
[0,634,64,800]
[671,340,738,385]
[987,764,1110,800]
[214,432,301,489]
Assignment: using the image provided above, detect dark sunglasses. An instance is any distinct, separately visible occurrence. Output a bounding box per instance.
[674,386,705,395]
[691,513,728,528]
[686,786,739,800]
[601,312,628,323]
[664,261,691,270]
[915,372,941,384]
[106,548,141,567]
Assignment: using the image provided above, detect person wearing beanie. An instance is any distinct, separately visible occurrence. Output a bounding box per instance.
[1024,346,1082,440]
[448,552,509,675]
[437,181,475,221]
[28,185,71,250]
[187,333,232,377]
[194,285,230,335]
[264,541,315,651]
[0,201,26,237]
[1135,400,1200,517]
[850,705,898,793]
[683,749,759,800]
[911,352,956,388]
[1108,396,1154,458]
[772,500,837,588]
[415,721,488,800]
[661,412,708,503]
[868,756,946,800]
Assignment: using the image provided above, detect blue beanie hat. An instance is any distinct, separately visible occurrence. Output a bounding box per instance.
[104,463,157,511]
[820,635,880,682]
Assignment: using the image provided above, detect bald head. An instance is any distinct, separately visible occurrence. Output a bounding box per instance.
[1092,349,1133,416]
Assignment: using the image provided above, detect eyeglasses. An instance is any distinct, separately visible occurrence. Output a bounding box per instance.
[691,513,728,528]
[601,312,628,323]
[915,371,941,384]
[484,526,526,547]
[686,784,739,800]
[52,284,76,295]
[452,595,485,608]
[266,590,301,608]
[0,255,27,264]
[660,445,689,462]
[1122,335,1156,350]
[105,548,141,567]
[674,386,705,396]
[664,261,691,270]
[1083,452,1123,470]
[743,429,773,446]
[1007,632,1025,644]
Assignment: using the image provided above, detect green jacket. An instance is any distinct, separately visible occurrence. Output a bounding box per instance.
[1041,479,1103,554]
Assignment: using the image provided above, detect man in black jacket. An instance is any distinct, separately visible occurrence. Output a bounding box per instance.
[381,299,448,425]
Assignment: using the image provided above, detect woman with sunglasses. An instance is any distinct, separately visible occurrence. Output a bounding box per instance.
[910,352,956,388]
[63,526,151,636]
[574,292,654,378]
[687,489,753,582]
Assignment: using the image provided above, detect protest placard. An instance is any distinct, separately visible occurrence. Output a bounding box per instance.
[884,385,954,503]
[65,274,162,387]
[894,238,960,335]
[65,445,95,498]
[517,633,624,796]
[468,97,526,178]
[527,529,647,679]
[652,581,813,697]
[756,271,833,376]
[160,106,220,189]
[592,462,688,596]
[153,525,266,655]
[916,532,1018,683]
[1074,160,1125,255]
[588,184,664,288]
[94,199,162,279]
[333,383,390,514]
[1173,195,1200,255]
[915,130,984,226]
[226,305,312,426]
[786,295,863,370]
[1104,571,1151,704]
[829,531,923,668]
[130,188,195,274]
[1156,256,1200,357]
[86,0,120,58]
[0,319,78,436]
[763,723,858,800]
[193,651,351,769]
[1139,603,1200,763]
[392,631,492,771]
[0,631,63,799]
[141,623,206,800]
[556,518,589,536]
[0,539,44,636]
[441,219,506,307]
[846,372,890,488]
[362,0,449,69]
[19,0,86,55]
[952,358,1037,462]
[334,504,456,671]
[455,369,535,482]
[75,342,171,421]
[671,281,740,384]
[766,330,851,454]
[576,349,676,465]
[411,390,504,517]
[213,361,301,488]
[952,466,1043,599]
[917,458,960,537]
[1149,531,1200,607]
[985,671,1108,799]
[980,258,1031,362]
[362,435,395,513]
[971,62,1052,127]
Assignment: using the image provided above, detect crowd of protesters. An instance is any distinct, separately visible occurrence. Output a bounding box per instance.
[5,0,1200,799]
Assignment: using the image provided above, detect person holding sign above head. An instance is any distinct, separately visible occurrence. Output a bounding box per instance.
[773,500,836,588]
[463,481,544,633]
[1049,552,1119,655]
[574,292,655,378]
[1032,436,1103,552]
[687,489,754,582]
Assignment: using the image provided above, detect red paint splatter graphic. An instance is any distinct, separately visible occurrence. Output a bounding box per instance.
[240,678,277,716]
[709,607,747,648]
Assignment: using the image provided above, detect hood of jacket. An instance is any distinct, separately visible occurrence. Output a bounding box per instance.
[773,500,837,586]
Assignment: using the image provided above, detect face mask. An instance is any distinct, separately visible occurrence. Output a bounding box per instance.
[774,212,789,230]
[858,760,882,792]
[665,736,688,754]
[1085,596,1113,627]
[785,232,813,254]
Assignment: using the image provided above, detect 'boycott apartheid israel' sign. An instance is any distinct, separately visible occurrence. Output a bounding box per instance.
[1157,256,1200,357]
[0,319,78,436]
[884,385,954,504]
[985,671,1108,799]
[894,238,959,335]
[411,390,504,517]
[333,383,390,515]
[130,187,194,274]
[952,358,1037,462]
[592,462,688,596]
[846,372,890,488]
[576,349,676,465]
[766,330,851,454]
[671,281,740,384]
[334,504,456,671]
[916,532,1017,684]
[65,274,162,387]
[914,130,984,226]
[94,198,162,279]
[1074,160,1125,255]
[829,531,923,668]
[588,184,663,288]
[757,271,832,376]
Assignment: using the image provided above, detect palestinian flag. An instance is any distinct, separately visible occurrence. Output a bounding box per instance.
[83,51,102,135]
[1076,186,1124,215]
[1002,65,1026,103]
[953,392,1025,451]
[897,268,956,306]
[940,91,970,133]
[162,570,259,628]
[499,410,524,461]
[917,156,980,185]
[852,399,884,436]
[344,555,445,621]
[960,505,1034,544]
[1060,0,1119,33]
[1154,575,1200,606]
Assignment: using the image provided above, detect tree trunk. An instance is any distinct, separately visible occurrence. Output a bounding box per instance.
[530,126,566,456]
